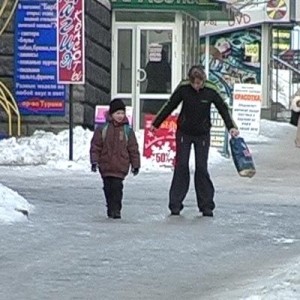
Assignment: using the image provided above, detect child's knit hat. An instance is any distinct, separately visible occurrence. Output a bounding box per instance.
[109,98,126,114]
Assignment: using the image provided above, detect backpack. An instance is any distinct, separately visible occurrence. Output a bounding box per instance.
[101,123,132,143]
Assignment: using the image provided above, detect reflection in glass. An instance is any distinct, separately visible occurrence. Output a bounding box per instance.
[140,30,172,94]
[140,99,166,129]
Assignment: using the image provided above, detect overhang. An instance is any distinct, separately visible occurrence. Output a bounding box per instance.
[111,0,234,21]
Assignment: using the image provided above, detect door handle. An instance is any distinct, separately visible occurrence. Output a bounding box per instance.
[137,68,147,82]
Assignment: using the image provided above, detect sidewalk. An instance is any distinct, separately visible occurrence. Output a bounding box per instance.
[0,120,299,300]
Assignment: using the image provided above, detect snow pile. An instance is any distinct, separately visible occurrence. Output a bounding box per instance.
[243,259,300,300]
[0,183,33,224]
[0,127,91,167]
[0,126,228,171]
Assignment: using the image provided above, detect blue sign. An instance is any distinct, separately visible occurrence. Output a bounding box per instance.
[14,0,66,115]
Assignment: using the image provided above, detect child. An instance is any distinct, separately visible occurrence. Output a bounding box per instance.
[90,99,141,219]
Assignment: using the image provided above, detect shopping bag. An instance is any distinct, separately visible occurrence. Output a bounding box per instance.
[230,137,256,178]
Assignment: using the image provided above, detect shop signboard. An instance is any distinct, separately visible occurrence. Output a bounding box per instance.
[14,0,66,115]
[200,0,291,36]
[111,0,220,11]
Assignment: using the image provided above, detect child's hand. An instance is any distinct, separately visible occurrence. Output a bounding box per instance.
[131,168,139,176]
[91,163,98,172]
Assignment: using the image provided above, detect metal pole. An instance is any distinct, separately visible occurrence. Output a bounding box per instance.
[69,84,73,161]
[205,35,210,77]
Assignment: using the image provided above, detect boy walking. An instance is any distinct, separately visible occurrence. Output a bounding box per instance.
[90,99,140,219]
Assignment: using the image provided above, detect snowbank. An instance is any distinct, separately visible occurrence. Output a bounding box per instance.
[0,183,33,223]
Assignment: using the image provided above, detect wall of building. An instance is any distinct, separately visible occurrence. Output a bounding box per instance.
[0,0,111,136]
[84,0,111,129]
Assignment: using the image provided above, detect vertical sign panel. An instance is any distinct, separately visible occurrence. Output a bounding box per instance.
[57,0,85,84]
[15,0,66,115]
[232,84,262,138]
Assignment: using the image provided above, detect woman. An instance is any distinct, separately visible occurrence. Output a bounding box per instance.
[151,65,239,217]
[291,95,300,148]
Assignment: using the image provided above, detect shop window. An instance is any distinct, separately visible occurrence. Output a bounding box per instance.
[117,29,132,93]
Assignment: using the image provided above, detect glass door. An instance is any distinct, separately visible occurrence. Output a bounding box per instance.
[112,24,176,129]
[136,26,175,129]
[112,26,134,108]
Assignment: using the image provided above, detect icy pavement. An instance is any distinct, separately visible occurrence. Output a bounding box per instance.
[0,120,299,299]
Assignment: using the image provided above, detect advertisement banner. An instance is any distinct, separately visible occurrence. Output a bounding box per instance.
[200,28,261,103]
[14,0,66,115]
[200,0,291,37]
[143,114,177,168]
[94,105,133,128]
[57,0,85,84]
[232,84,262,137]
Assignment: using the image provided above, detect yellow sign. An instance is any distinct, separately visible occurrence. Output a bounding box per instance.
[245,44,259,63]
[245,44,259,56]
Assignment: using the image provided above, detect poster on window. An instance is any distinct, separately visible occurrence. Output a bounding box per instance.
[94,105,133,128]
[143,114,177,168]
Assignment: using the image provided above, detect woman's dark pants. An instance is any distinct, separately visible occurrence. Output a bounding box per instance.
[169,131,215,214]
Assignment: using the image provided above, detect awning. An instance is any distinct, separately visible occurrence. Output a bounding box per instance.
[111,0,234,21]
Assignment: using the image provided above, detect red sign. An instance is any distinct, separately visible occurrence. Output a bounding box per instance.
[57,0,85,84]
[143,114,177,167]
[19,99,64,112]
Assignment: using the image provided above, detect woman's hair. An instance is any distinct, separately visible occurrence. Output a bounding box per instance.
[188,65,207,82]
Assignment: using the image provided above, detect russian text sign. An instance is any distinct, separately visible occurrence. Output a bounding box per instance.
[15,0,66,115]
[57,0,85,84]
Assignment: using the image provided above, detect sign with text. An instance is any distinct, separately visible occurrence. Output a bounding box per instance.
[210,107,226,149]
[232,84,262,137]
[15,0,66,115]
[94,105,133,128]
[57,0,85,84]
[111,0,218,10]
[200,0,291,37]
[143,114,177,168]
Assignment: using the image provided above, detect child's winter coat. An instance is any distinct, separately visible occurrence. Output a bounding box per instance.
[90,116,140,179]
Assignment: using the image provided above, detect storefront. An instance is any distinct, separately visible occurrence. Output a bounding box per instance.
[111,0,233,129]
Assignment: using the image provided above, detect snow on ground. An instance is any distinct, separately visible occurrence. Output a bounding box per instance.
[0,125,229,171]
[242,258,300,300]
[0,183,33,224]
[0,119,290,170]
[0,119,299,298]
[0,118,294,224]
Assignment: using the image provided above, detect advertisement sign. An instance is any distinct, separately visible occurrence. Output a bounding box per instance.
[232,84,262,137]
[200,0,291,37]
[14,0,66,115]
[148,43,162,62]
[111,0,219,11]
[272,28,291,54]
[57,0,85,84]
[94,105,133,127]
[210,108,226,149]
[200,28,261,103]
[143,114,177,168]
